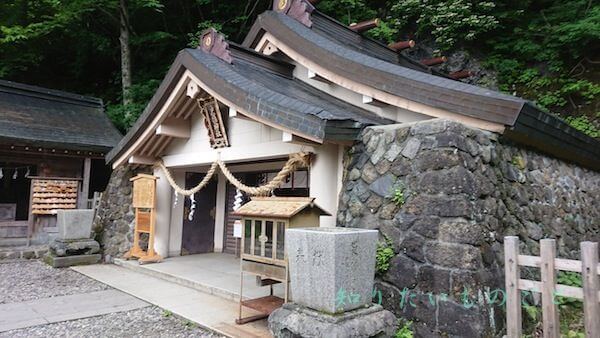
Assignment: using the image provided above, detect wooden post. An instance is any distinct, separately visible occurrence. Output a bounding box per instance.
[78,157,91,209]
[581,242,599,337]
[540,239,560,338]
[505,236,522,338]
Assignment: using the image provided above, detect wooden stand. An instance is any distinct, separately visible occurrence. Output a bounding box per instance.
[232,197,330,325]
[124,174,162,264]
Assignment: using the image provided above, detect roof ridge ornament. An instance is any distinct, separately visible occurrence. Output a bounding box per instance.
[273,0,315,28]
[199,28,233,64]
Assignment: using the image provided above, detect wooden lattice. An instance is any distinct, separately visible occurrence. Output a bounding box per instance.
[31,179,78,215]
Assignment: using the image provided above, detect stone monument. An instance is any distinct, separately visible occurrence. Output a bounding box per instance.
[269,227,397,337]
[44,209,100,268]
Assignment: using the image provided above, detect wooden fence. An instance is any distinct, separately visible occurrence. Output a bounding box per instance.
[504,236,600,338]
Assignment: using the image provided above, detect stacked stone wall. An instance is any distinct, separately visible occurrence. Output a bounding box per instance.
[337,119,600,337]
[92,165,150,260]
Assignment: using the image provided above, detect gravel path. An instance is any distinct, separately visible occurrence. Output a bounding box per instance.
[1,260,223,337]
[0,306,222,338]
[0,260,110,304]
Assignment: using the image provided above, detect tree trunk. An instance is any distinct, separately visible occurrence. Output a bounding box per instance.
[119,0,132,106]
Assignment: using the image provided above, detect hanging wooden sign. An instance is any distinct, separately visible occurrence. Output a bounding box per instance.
[198,98,229,149]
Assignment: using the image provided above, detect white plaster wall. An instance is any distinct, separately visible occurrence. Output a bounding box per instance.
[153,166,173,258]
[166,113,284,157]
[293,62,430,123]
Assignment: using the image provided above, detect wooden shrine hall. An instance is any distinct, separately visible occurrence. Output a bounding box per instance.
[106,0,599,261]
[0,80,121,245]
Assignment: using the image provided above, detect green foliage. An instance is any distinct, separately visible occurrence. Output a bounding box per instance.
[106,79,161,131]
[1,0,597,134]
[390,0,499,50]
[162,309,172,317]
[391,187,405,207]
[375,236,394,275]
[387,180,406,207]
[564,115,600,138]
[395,320,414,338]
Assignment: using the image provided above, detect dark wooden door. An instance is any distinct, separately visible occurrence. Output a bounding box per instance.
[182,172,217,255]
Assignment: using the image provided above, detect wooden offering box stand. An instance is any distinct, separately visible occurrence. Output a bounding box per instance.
[124,174,162,264]
[233,197,329,324]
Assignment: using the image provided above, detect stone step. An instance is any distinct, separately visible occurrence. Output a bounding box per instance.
[0,222,28,238]
[114,258,247,302]
[0,245,48,261]
[0,237,29,247]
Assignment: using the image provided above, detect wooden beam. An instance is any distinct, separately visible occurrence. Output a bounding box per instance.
[156,117,190,138]
[307,69,332,84]
[421,56,447,66]
[283,132,320,146]
[229,106,238,118]
[449,70,474,80]
[362,95,389,107]
[129,155,156,166]
[348,19,379,33]
[388,40,415,51]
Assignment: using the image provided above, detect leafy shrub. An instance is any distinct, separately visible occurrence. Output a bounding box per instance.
[564,115,600,138]
[376,237,395,275]
[395,320,414,338]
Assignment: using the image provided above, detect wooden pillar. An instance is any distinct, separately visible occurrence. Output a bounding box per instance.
[504,236,522,338]
[581,242,600,337]
[540,239,559,338]
[153,166,172,258]
[78,157,92,208]
[213,172,227,253]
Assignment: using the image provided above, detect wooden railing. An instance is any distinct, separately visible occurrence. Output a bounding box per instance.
[504,236,600,338]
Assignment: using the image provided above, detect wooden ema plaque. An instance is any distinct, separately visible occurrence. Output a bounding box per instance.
[31,179,79,215]
[124,174,162,264]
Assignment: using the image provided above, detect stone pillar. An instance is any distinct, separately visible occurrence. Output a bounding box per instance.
[153,166,172,258]
[310,143,341,227]
[168,170,185,256]
[269,227,397,337]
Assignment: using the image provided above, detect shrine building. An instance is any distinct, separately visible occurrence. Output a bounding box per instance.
[0,80,121,244]
[106,0,600,259]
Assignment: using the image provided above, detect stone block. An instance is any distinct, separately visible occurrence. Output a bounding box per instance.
[269,303,397,338]
[57,209,94,240]
[44,253,100,268]
[49,238,100,257]
[286,227,378,314]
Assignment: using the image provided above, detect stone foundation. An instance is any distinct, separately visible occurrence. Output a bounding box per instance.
[269,303,397,338]
[337,119,600,336]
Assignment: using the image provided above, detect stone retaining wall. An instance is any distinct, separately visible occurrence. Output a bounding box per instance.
[92,165,149,260]
[337,119,600,336]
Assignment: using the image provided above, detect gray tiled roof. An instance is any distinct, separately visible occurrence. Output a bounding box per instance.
[106,45,389,164]
[244,11,526,126]
[0,80,121,152]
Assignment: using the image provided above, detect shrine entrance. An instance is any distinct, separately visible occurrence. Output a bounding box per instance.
[181,172,217,255]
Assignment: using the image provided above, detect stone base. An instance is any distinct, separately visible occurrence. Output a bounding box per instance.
[268,303,397,338]
[49,238,100,257]
[44,253,101,268]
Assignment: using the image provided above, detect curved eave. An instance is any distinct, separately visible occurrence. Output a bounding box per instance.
[244,11,525,127]
[107,48,384,165]
[505,103,600,171]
